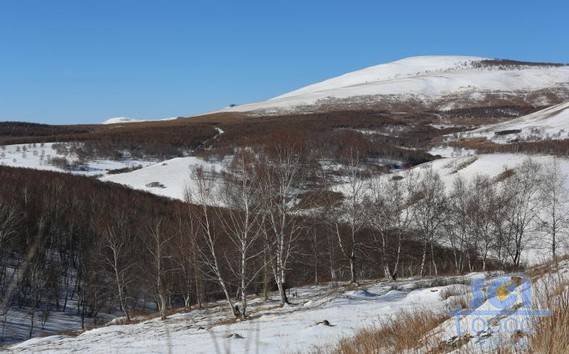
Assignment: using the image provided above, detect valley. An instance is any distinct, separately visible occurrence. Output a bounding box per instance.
[2,55,569,353]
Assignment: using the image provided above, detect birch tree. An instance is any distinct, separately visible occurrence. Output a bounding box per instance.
[186,167,239,318]
[0,202,17,291]
[146,218,173,320]
[467,175,497,271]
[411,168,447,277]
[216,151,266,318]
[501,159,542,267]
[538,157,569,262]
[368,172,415,280]
[331,149,367,284]
[101,215,135,322]
[260,145,306,305]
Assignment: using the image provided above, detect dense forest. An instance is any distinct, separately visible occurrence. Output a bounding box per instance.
[0,148,502,337]
[2,99,566,345]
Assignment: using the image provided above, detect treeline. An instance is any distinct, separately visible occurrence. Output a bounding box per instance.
[453,138,569,157]
[0,119,219,160]
[473,59,568,69]
[0,148,484,337]
[0,122,92,145]
[5,143,561,333]
[1,110,450,167]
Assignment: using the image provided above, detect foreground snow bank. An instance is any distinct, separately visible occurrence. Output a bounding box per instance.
[6,277,474,354]
[422,259,569,352]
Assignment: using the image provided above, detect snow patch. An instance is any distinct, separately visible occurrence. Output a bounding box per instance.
[102,116,178,125]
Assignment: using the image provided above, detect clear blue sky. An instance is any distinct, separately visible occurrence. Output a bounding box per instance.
[1,0,568,124]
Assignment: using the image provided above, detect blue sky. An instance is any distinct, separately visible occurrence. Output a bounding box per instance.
[1,0,568,124]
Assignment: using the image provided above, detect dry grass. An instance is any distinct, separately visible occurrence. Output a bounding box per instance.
[494,168,515,182]
[526,280,569,353]
[526,255,569,282]
[320,310,449,354]
[450,156,478,174]
[440,284,469,300]
[446,294,472,312]
[440,284,474,313]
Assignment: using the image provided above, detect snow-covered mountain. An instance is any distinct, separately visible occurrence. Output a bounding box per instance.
[221,56,569,114]
[102,116,178,125]
[464,101,569,143]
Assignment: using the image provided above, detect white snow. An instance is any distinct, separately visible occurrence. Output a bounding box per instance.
[1,304,107,347]
[100,156,226,201]
[218,56,569,114]
[102,116,178,125]
[0,142,227,202]
[375,153,569,195]
[464,101,569,143]
[277,56,485,98]
[6,276,471,354]
[425,259,569,352]
[0,143,153,177]
[428,145,477,158]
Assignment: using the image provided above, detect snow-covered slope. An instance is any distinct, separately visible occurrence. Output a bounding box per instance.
[102,116,178,125]
[100,156,225,201]
[425,259,569,352]
[465,101,569,143]
[0,143,153,176]
[0,142,225,203]
[220,56,569,114]
[413,153,569,189]
[7,276,470,354]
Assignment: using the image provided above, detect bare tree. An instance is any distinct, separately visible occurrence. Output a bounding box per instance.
[172,206,200,310]
[0,202,18,292]
[411,168,447,277]
[146,218,173,320]
[101,215,135,322]
[260,145,307,304]
[538,157,569,263]
[368,172,415,280]
[467,175,497,271]
[185,167,238,318]
[501,159,542,267]
[331,149,367,284]
[445,176,472,274]
[216,151,266,319]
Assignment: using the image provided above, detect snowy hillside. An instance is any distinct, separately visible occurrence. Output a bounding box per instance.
[220,56,569,114]
[0,143,153,176]
[464,101,569,143]
[10,262,566,354]
[6,276,472,354]
[102,116,178,125]
[100,156,225,201]
[411,153,569,189]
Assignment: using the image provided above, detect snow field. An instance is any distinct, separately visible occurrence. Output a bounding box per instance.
[6,276,474,354]
[218,56,569,114]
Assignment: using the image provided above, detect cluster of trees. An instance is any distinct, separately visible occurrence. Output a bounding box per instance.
[312,155,567,290]
[0,149,452,341]
[180,149,567,320]
[1,145,565,341]
[0,122,90,145]
[456,138,569,157]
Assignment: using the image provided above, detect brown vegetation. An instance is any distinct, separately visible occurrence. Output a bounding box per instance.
[320,310,449,354]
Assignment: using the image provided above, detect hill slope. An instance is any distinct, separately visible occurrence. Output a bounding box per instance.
[465,101,569,143]
[220,56,569,114]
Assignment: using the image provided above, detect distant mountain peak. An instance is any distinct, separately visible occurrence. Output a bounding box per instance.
[102,116,178,125]
[218,56,569,115]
